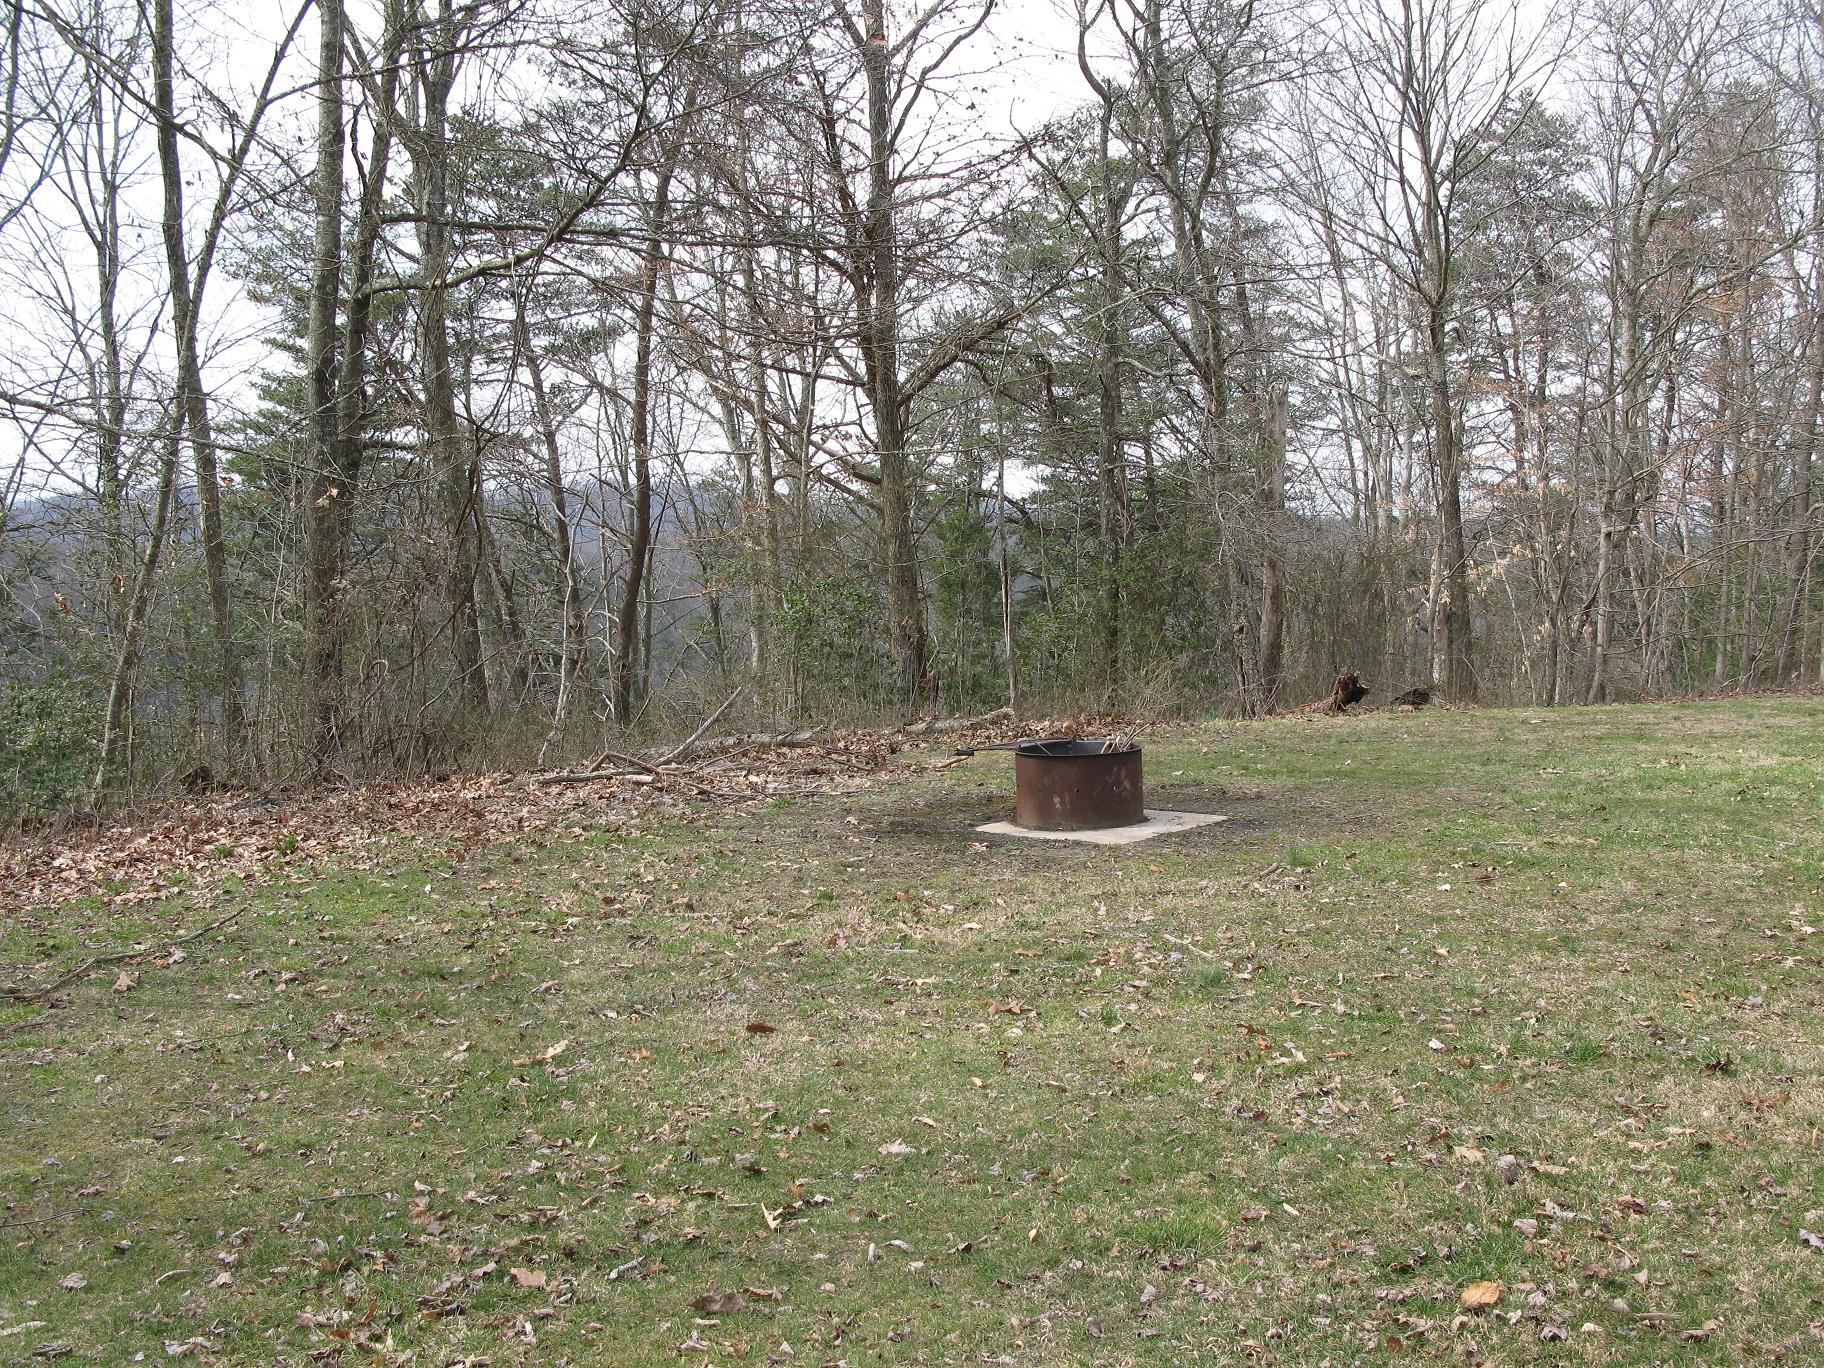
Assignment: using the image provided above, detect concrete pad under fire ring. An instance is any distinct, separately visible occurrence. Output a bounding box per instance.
[974,809,1230,846]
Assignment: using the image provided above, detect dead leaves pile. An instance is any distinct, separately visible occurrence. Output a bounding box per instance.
[0,713,1146,915]
[1,774,563,915]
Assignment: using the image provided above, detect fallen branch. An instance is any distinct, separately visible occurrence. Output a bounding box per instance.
[597,748,728,797]
[669,724,829,760]
[594,747,663,777]
[898,707,1014,737]
[679,706,1015,761]
[534,749,735,798]
[528,766,638,786]
[655,686,745,766]
[2,906,245,1003]
[533,705,1017,789]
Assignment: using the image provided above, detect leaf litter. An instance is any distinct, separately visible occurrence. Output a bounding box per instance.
[1,712,1143,915]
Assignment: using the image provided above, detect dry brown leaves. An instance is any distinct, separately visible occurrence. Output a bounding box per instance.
[0,713,1144,915]
[1460,1281,1503,1311]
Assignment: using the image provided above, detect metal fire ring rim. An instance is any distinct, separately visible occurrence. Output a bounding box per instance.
[1013,739,1142,759]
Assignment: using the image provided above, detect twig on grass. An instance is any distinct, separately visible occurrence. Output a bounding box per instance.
[301,1189,396,1205]
[2,907,246,1004]
[1161,932,1218,961]
[0,1208,90,1231]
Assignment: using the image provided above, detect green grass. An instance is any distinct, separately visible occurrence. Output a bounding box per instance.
[4,699,1824,1364]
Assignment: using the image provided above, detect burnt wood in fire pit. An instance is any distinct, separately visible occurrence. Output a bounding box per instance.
[1013,740,1145,831]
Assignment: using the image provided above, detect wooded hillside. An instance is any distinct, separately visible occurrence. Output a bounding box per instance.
[2,0,1820,811]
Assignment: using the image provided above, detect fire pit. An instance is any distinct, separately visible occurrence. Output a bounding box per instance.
[1013,739,1145,831]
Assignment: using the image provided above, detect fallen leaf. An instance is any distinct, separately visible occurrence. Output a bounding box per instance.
[508,1267,548,1290]
[691,1290,744,1315]
[111,972,136,994]
[510,1040,569,1066]
[745,1022,778,1034]
[56,1273,86,1291]
[878,1139,917,1156]
[1460,1281,1502,1311]
[1800,1229,1824,1253]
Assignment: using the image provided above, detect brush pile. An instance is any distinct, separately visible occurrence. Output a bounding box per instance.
[0,709,1151,915]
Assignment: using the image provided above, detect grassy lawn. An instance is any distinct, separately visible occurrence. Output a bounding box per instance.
[4,699,1824,1365]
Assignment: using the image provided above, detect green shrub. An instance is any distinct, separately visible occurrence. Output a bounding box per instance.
[774,575,892,716]
[2,680,98,821]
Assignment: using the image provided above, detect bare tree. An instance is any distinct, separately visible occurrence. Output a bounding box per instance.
[1307,0,1559,701]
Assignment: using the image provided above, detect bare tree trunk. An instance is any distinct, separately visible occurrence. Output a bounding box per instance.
[301,0,401,770]
[1776,259,1823,679]
[517,296,587,691]
[860,0,929,708]
[1086,93,1127,697]
[300,0,349,767]
[1427,304,1474,701]
[410,0,488,721]
[475,491,530,699]
[82,50,130,631]
[97,421,181,789]
[745,262,783,707]
[996,428,1018,712]
[1259,382,1289,708]
[152,0,248,771]
[612,165,674,727]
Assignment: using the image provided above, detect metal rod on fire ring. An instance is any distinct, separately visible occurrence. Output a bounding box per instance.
[951,736,1074,757]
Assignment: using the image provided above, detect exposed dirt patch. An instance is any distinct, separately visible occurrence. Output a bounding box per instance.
[844,781,1313,858]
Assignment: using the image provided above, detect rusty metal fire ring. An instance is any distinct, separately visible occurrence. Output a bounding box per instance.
[1013,740,1145,831]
